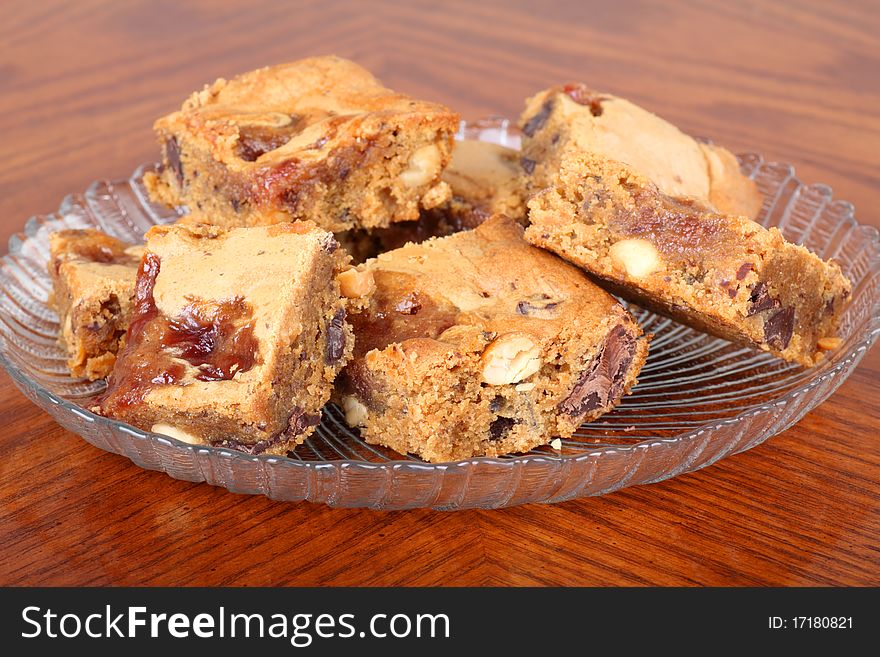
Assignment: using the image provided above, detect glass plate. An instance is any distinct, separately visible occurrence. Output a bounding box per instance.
[1,119,878,510]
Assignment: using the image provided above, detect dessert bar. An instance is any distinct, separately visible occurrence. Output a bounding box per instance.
[48,229,142,380]
[526,153,850,366]
[97,222,370,454]
[518,83,762,219]
[336,138,527,263]
[336,215,649,462]
[440,138,526,224]
[146,56,459,232]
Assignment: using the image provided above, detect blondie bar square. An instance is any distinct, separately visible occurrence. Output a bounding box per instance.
[336,215,649,462]
[97,222,365,454]
[336,139,527,264]
[518,83,762,219]
[49,229,142,380]
[526,153,851,366]
[146,56,459,232]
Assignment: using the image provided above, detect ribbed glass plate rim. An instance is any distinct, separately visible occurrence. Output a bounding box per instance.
[1,159,879,476]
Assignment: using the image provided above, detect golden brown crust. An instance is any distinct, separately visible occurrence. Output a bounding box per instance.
[700,143,764,219]
[96,222,363,454]
[526,152,851,366]
[48,230,142,380]
[147,56,460,232]
[518,82,762,219]
[337,215,649,462]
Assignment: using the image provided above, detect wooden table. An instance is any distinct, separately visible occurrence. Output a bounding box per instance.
[1,0,877,586]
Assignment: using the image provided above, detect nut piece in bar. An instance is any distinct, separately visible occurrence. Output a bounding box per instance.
[336,214,649,463]
[526,152,851,366]
[48,229,143,380]
[145,55,459,233]
[518,82,763,219]
[96,222,369,455]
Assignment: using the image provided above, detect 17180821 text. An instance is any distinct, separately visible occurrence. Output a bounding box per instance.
[768,617,853,630]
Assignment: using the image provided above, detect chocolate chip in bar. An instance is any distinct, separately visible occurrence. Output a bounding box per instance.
[763,306,795,350]
[325,308,347,364]
[736,262,754,280]
[522,99,554,137]
[516,293,561,317]
[165,137,184,186]
[286,408,322,438]
[319,233,339,253]
[489,416,519,441]
[747,282,781,316]
[559,326,636,418]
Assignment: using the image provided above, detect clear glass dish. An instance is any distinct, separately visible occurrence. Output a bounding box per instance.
[1,119,878,510]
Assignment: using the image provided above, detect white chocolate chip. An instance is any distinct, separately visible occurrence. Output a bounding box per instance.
[400,144,441,188]
[550,438,562,450]
[480,334,542,385]
[342,395,369,427]
[338,268,375,299]
[515,382,535,392]
[151,423,203,445]
[609,238,663,279]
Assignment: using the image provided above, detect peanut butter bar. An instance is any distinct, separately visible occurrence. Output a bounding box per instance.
[336,215,649,463]
[48,229,142,380]
[336,139,527,263]
[336,204,490,266]
[146,56,459,232]
[440,138,526,224]
[518,83,762,219]
[97,222,370,454]
[526,153,850,366]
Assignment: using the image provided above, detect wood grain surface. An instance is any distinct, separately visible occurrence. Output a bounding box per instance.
[1,0,878,586]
